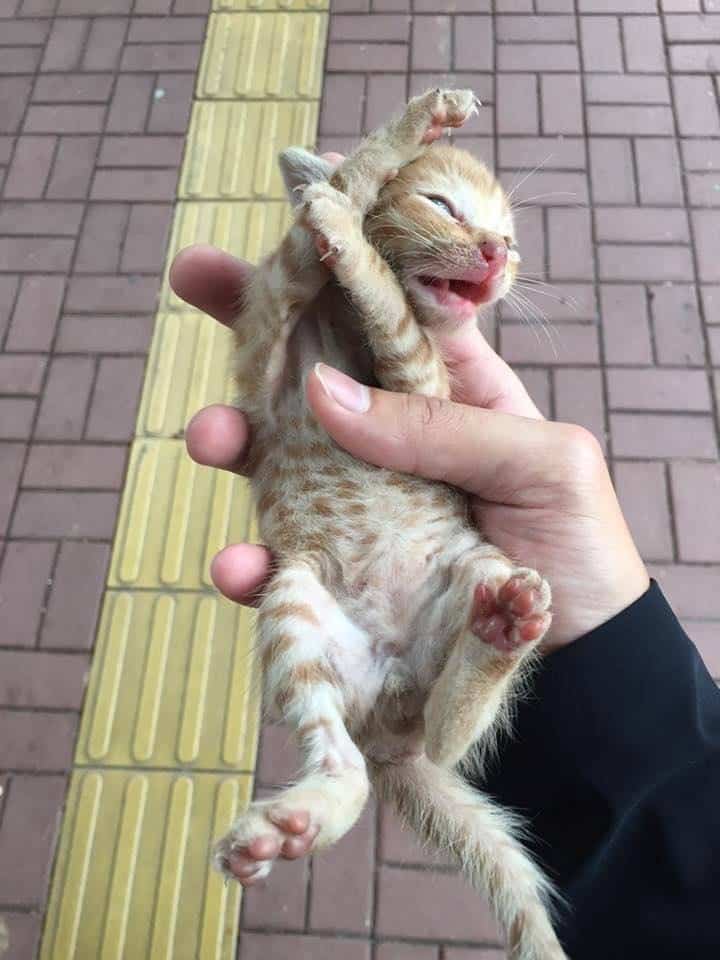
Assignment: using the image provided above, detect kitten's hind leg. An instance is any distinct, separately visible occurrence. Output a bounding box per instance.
[420,550,552,771]
[213,563,370,886]
[332,87,478,214]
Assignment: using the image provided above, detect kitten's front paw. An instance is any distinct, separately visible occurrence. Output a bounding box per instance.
[410,88,480,144]
[300,181,359,266]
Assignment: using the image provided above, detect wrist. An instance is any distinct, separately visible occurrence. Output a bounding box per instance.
[540,432,651,653]
[543,544,650,654]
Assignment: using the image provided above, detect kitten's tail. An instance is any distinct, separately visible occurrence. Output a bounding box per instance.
[374,755,569,960]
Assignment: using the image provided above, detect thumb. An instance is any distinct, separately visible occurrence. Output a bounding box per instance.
[307,364,571,505]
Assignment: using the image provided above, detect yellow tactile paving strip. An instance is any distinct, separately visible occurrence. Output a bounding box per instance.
[135,313,235,437]
[42,771,252,960]
[75,593,260,771]
[179,102,319,199]
[213,0,327,12]
[108,441,258,589]
[40,5,328,958]
[198,13,326,100]
[161,203,293,311]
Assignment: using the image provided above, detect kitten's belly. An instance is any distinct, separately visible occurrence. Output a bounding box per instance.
[279,284,378,397]
[254,289,473,708]
[257,437,471,657]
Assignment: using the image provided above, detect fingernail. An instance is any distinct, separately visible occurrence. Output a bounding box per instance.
[314,363,370,413]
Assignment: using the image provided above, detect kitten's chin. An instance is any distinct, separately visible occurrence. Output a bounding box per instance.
[408,275,506,325]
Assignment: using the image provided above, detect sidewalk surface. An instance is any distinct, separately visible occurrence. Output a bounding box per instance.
[0,1,719,958]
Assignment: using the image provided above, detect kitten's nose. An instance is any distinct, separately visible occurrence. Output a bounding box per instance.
[479,240,508,276]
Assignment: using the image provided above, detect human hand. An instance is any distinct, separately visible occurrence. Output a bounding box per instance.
[170,246,649,653]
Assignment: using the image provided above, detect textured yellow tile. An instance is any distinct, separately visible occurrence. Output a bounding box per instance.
[75,591,260,771]
[198,13,326,101]
[161,201,292,310]
[40,770,250,960]
[179,100,318,200]
[108,439,257,589]
[214,0,327,10]
[136,312,235,438]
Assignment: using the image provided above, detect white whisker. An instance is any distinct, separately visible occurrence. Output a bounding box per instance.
[504,291,543,349]
[509,287,560,358]
[514,281,580,313]
[504,153,555,203]
[515,275,580,304]
[511,191,583,210]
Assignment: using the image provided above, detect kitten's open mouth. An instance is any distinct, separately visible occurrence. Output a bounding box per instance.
[416,273,501,316]
[419,276,489,304]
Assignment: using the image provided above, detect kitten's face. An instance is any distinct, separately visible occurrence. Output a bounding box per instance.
[366,145,518,329]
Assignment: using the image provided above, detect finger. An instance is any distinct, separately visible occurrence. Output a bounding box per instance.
[435,322,542,419]
[308,364,567,504]
[186,404,251,475]
[169,244,251,326]
[211,544,273,607]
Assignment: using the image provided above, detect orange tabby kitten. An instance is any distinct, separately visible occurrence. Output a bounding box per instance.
[214,90,567,960]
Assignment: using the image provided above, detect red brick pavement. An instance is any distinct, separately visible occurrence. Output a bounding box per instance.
[241,1,720,958]
[0,1,210,954]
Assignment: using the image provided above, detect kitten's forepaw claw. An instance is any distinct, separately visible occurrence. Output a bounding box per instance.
[300,181,357,266]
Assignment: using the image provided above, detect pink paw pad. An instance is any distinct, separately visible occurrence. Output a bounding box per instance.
[422,116,461,144]
[268,810,320,859]
[421,121,446,144]
[226,835,278,884]
[421,108,471,144]
[222,807,320,885]
[470,577,550,652]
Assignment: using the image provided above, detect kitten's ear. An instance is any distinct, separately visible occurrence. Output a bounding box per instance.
[279,148,334,207]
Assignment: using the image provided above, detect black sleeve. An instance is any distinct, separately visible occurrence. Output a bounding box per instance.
[472,580,720,960]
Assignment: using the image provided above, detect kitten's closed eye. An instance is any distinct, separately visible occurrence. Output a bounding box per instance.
[424,194,457,219]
